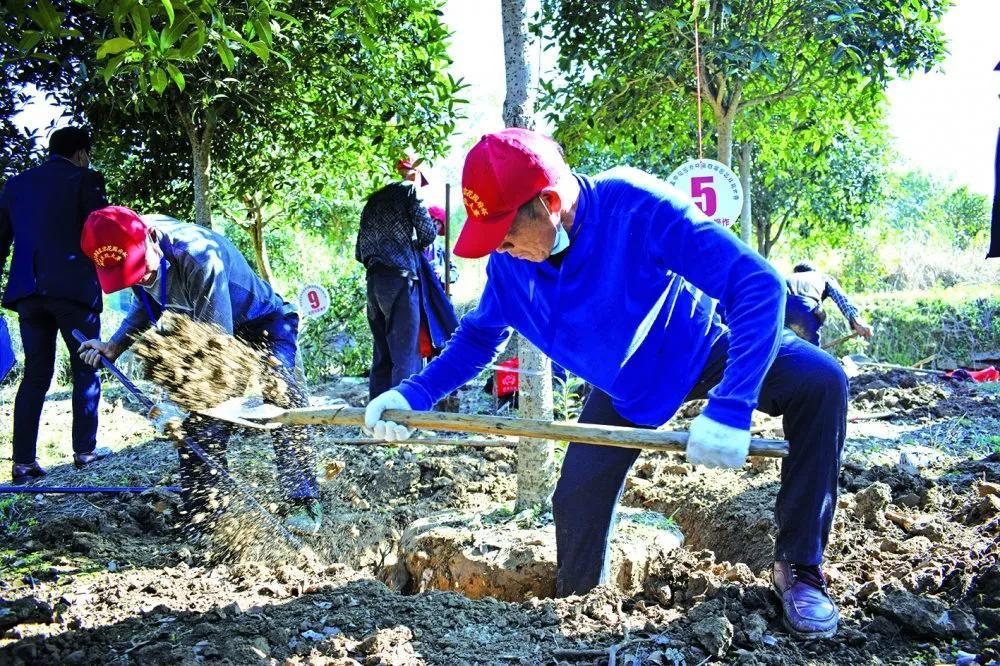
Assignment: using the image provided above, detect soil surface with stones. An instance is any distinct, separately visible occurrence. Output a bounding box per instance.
[2,363,1000,665]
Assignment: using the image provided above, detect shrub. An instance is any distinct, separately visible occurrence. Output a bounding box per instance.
[823,286,1000,367]
[298,260,372,381]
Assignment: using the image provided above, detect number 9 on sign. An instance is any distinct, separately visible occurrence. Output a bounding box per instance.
[298,284,330,319]
[666,159,744,229]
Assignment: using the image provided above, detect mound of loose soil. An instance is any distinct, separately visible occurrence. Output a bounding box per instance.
[132,312,262,410]
[849,368,1000,422]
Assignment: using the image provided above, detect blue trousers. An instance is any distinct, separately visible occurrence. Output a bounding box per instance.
[784,302,822,345]
[177,311,318,507]
[552,330,847,596]
[12,296,101,463]
[366,266,422,400]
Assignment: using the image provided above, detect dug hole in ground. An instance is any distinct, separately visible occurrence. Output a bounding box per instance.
[1,330,999,665]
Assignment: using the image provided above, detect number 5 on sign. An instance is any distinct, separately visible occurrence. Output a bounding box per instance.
[667,159,744,229]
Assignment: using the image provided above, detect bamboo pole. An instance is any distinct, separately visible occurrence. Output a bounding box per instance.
[250,406,788,458]
[331,438,512,448]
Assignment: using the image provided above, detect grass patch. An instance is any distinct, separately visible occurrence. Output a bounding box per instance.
[0,548,47,579]
[0,495,37,539]
[620,509,681,532]
[824,286,1000,366]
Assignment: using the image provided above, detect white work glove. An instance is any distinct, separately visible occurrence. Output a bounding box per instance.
[364,390,413,441]
[686,413,751,469]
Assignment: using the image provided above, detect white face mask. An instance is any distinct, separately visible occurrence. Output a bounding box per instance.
[539,196,570,255]
[551,223,570,254]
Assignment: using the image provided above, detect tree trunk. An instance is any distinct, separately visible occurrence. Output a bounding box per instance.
[243,194,276,286]
[179,105,215,228]
[501,0,556,513]
[715,110,734,167]
[515,337,556,512]
[738,142,753,247]
[501,0,537,129]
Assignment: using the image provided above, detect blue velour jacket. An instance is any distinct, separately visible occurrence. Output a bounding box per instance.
[396,167,786,430]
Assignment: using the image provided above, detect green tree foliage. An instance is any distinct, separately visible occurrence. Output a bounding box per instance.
[883,170,991,250]
[750,122,889,257]
[3,0,462,233]
[540,0,948,165]
[0,85,44,182]
[538,0,949,252]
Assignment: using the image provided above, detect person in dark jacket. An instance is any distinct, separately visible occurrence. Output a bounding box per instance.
[356,157,438,400]
[0,127,111,484]
[784,262,873,345]
[76,207,322,535]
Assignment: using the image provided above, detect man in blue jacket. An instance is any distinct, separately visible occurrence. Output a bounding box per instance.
[365,129,847,640]
[77,207,321,535]
[0,127,111,484]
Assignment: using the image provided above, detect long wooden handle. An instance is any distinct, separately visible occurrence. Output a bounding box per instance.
[271,406,789,458]
[822,331,858,350]
[856,360,947,376]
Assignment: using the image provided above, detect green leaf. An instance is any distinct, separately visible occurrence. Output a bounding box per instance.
[36,0,62,33]
[97,37,136,59]
[128,5,151,40]
[100,53,125,83]
[161,0,175,25]
[165,63,185,91]
[18,31,43,54]
[151,67,169,94]
[217,41,235,71]
[252,18,272,44]
[248,41,269,61]
[179,31,204,58]
[161,15,190,50]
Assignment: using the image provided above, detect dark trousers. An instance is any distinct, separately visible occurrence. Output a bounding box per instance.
[552,330,847,596]
[784,304,822,345]
[366,266,422,400]
[177,311,318,511]
[12,296,101,463]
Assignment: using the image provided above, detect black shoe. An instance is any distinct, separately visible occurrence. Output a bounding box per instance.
[11,460,47,485]
[73,446,113,469]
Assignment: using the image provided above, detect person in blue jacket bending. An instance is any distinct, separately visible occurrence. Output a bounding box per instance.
[364,128,847,641]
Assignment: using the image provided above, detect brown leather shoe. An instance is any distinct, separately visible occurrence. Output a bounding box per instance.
[772,561,839,639]
[11,460,47,485]
[73,446,113,469]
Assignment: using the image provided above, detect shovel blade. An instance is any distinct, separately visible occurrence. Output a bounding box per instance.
[196,397,282,430]
[196,396,350,428]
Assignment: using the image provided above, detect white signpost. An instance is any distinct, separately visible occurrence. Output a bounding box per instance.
[667,158,744,229]
[297,284,330,320]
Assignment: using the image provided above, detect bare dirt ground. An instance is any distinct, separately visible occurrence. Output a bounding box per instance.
[2,366,999,665]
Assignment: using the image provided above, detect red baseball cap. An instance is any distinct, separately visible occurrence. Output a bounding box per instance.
[454,128,568,259]
[81,206,150,293]
[427,205,446,235]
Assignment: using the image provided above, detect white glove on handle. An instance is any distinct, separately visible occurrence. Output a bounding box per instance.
[686,413,751,469]
[364,390,413,441]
